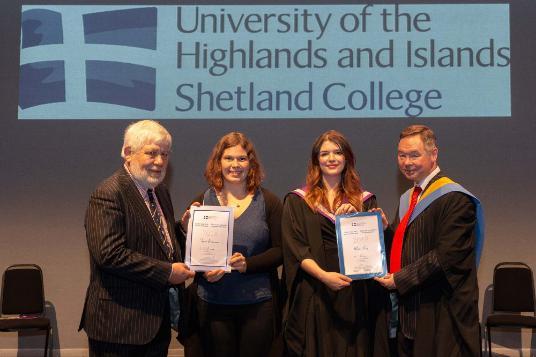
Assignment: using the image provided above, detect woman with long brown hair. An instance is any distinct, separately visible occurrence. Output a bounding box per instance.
[282,130,384,357]
[180,132,283,357]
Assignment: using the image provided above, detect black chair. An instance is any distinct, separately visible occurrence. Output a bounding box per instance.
[486,262,536,356]
[0,264,51,357]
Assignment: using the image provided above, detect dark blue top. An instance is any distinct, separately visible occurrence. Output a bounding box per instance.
[197,188,272,305]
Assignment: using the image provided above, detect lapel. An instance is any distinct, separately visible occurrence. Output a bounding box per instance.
[155,186,181,262]
[118,167,176,262]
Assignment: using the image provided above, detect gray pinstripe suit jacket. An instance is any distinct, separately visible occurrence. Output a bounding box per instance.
[79,167,182,345]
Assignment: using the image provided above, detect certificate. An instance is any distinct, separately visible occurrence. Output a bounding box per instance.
[185,205,234,272]
[335,211,387,280]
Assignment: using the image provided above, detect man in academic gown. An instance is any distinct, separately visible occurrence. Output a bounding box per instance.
[375,125,482,357]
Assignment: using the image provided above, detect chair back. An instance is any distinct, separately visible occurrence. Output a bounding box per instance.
[1,264,45,315]
[492,262,535,313]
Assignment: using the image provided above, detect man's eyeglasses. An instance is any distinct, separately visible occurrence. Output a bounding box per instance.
[143,150,170,160]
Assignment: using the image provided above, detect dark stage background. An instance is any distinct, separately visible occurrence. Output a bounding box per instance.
[1,0,535,354]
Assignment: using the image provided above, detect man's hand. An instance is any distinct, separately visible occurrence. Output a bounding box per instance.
[180,202,201,231]
[203,269,226,283]
[369,207,389,229]
[229,252,247,273]
[320,271,352,291]
[374,273,397,290]
[168,262,195,284]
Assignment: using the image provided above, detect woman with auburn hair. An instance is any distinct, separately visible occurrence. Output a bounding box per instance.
[180,132,283,357]
[282,130,388,357]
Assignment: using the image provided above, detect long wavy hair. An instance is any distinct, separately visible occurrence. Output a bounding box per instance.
[304,130,363,213]
[204,132,264,193]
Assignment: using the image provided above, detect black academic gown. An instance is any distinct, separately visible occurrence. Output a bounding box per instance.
[390,173,480,357]
[282,193,389,357]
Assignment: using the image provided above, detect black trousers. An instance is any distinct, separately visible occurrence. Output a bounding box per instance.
[88,305,171,357]
[198,298,274,357]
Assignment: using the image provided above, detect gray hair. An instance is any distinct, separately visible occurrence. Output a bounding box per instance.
[121,120,172,158]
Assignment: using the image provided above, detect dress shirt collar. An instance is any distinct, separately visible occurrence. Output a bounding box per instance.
[416,166,441,193]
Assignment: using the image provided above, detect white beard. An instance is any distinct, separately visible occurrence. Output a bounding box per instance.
[129,162,166,188]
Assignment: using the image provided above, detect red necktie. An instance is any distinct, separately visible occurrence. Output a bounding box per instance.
[390,186,422,274]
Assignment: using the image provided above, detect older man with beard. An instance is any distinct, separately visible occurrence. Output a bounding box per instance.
[79,120,194,357]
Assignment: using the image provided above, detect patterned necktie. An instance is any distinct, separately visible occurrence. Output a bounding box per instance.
[390,186,422,274]
[147,189,173,261]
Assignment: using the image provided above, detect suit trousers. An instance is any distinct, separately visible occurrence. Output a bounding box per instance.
[397,331,414,357]
[88,303,171,357]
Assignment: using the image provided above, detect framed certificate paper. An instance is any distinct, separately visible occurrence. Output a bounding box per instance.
[185,205,234,272]
[335,211,387,280]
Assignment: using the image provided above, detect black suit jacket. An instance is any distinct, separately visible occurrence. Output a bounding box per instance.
[79,167,182,345]
[390,173,480,357]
